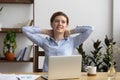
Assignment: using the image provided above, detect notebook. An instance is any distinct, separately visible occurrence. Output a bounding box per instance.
[41,55,82,80]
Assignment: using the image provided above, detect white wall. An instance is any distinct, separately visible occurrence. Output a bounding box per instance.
[35,0,113,54]
[113,0,120,44]
[113,0,120,71]
[0,0,118,72]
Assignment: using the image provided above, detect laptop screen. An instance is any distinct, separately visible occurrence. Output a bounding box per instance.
[48,55,82,79]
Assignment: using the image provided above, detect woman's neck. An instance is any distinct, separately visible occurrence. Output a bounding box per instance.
[53,33,64,42]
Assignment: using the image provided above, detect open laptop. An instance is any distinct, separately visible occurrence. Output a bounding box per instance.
[41,55,82,80]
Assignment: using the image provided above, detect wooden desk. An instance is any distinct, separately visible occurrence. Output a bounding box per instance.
[1,72,119,80]
[36,72,119,80]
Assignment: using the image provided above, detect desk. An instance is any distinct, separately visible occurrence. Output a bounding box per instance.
[36,72,119,80]
[1,72,120,80]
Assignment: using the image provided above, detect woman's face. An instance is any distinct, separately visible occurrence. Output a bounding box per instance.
[51,15,68,33]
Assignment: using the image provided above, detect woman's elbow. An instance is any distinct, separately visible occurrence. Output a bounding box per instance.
[22,27,28,33]
[90,26,94,31]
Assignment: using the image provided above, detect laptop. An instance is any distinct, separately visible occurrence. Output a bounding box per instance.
[41,55,82,80]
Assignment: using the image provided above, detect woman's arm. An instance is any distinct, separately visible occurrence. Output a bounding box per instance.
[41,29,53,37]
[22,26,53,36]
[69,26,94,34]
[71,26,94,48]
[22,26,47,47]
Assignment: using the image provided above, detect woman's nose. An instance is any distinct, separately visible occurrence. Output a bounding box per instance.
[58,21,62,25]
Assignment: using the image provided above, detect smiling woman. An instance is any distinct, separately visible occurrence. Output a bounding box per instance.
[22,11,94,72]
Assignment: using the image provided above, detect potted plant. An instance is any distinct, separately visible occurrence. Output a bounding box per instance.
[88,39,103,72]
[3,31,17,61]
[102,35,116,71]
[77,35,117,72]
[77,43,89,72]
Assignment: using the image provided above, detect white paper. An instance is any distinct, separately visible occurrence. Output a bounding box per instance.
[0,74,40,80]
[0,74,18,80]
[17,74,40,80]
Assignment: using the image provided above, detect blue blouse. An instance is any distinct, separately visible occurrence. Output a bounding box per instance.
[22,26,94,72]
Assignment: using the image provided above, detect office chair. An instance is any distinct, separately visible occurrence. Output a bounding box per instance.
[33,45,45,72]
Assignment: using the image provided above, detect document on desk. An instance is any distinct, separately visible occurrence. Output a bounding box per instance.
[0,74,41,80]
[17,74,40,80]
[0,74,17,80]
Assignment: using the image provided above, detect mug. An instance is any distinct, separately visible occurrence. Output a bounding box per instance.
[86,66,97,76]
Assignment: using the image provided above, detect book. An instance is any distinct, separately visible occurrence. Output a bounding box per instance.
[23,45,33,61]
[16,49,24,61]
[21,47,27,61]
[29,46,33,58]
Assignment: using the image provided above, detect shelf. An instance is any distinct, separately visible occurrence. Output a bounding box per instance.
[0,57,33,62]
[0,0,33,4]
[0,0,35,67]
[0,28,22,33]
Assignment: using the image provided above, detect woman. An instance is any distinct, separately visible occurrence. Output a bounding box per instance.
[22,11,94,72]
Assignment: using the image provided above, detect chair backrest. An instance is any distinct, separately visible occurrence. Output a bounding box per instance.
[33,46,45,72]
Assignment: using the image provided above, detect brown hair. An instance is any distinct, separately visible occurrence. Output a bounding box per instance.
[50,11,69,24]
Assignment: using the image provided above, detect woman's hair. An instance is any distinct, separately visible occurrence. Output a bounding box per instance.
[50,11,69,24]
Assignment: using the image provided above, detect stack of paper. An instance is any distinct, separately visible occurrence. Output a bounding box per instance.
[17,74,40,80]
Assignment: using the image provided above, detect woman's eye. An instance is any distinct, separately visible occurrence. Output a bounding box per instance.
[54,20,59,23]
[54,20,66,23]
[61,21,66,24]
